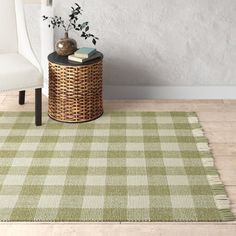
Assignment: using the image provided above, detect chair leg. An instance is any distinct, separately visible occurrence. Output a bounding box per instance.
[35,88,42,126]
[19,91,25,105]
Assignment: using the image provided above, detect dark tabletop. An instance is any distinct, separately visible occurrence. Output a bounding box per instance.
[48,51,103,66]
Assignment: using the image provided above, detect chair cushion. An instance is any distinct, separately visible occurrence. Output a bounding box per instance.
[0,53,43,92]
[0,0,18,53]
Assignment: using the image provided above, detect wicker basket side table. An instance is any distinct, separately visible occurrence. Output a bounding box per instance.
[48,52,104,123]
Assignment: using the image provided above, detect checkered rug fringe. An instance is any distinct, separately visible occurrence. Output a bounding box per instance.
[0,112,234,222]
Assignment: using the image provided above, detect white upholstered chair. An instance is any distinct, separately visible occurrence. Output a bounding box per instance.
[0,0,43,126]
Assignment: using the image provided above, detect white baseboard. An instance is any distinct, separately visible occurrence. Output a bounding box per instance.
[104,85,236,99]
[42,83,236,99]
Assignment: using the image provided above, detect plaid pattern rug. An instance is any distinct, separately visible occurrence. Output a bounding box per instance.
[0,112,234,222]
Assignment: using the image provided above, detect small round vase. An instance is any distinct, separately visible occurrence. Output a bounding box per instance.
[55,32,77,56]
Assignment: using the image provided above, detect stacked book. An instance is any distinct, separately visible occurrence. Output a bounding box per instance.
[68,47,99,63]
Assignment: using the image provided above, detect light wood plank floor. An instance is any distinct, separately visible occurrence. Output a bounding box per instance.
[0,90,236,236]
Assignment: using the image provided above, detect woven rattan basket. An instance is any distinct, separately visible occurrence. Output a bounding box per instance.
[48,53,103,123]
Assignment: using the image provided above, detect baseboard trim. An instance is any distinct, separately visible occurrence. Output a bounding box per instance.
[104,85,236,99]
[43,83,236,99]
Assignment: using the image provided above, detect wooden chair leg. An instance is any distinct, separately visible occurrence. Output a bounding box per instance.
[19,91,25,105]
[35,88,42,126]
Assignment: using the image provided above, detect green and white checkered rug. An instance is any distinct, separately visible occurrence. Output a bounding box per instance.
[0,112,234,222]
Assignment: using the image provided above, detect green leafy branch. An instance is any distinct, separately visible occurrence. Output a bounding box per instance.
[43,3,98,45]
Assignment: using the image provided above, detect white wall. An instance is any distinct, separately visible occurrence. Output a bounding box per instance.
[54,0,236,87]
[24,4,41,62]
[25,0,236,99]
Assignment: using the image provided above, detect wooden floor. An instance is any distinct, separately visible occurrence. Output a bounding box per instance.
[0,90,236,236]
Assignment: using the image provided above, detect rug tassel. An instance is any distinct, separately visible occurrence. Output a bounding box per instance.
[201,158,214,167]
[214,195,230,209]
[219,209,236,221]
[188,116,199,124]
[197,143,210,151]
[192,129,204,137]
[207,175,222,185]
[191,114,235,221]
